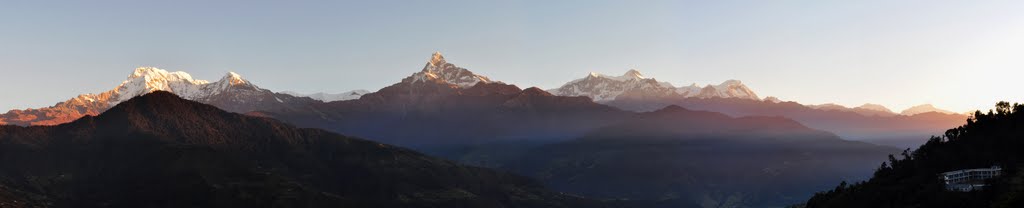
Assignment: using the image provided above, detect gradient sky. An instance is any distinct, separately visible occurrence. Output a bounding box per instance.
[2,0,1022,113]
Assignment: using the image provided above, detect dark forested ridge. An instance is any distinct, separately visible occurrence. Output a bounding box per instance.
[0,91,607,208]
[805,101,1024,207]
[459,106,898,207]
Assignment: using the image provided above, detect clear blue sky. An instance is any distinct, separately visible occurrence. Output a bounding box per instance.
[2,0,1022,113]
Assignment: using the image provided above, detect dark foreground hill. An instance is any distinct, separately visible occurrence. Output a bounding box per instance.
[0,91,604,208]
[805,102,1024,207]
[465,106,898,207]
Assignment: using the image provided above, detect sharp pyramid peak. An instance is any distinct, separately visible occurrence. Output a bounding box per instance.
[225,71,242,78]
[221,71,248,85]
[409,51,495,88]
[428,51,446,67]
[623,69,644,78]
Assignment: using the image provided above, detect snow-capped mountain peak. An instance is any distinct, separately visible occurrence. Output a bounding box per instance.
[551,69,761,102]
[222,71,247,85]
[103,67,268,105]
[112,67,213,104]
[710,80,759,100]
[407,52,496,88]
[208,71,256,93]
[428,51,446,67]
[694,84,723,98]
[719,79,743,86]
[583,69,648,82]
[901,104,956,116]
[550,69,677,102]
[622,69,644,79]
[2,67,318,126]
[282,89,370,102]
[126,67,208,84]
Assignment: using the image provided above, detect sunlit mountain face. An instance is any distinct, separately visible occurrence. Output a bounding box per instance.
[0,48,984,207]
[249,53,911,207]
[0,51,983,205]
[547,69,759,102]
[0,68,319,126]
[7,1,1024,208]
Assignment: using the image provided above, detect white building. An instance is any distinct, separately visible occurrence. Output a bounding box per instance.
[941,166,1002,192]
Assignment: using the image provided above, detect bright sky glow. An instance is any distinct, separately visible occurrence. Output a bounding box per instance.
[1,0,1022,113]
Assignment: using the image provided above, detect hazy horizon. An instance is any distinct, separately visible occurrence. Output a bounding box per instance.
[2,0,1022,113]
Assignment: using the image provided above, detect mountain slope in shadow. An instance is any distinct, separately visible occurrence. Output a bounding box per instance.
[497,106,899,207]
[806,102,1024,207]
[606,97,967,148]
[255,81,630,149]
[0,91,605,208]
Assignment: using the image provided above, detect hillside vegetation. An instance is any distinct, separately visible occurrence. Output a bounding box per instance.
[806,102,1024,207]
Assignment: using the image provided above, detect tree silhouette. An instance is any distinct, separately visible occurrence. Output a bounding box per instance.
[806,101,1024,208]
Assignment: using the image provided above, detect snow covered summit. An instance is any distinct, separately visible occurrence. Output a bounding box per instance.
[0,67,316,126]
[549,70,676,102]
[109,67,251,104]
[407,52,497,88]
[282,90,370,102]
[549,69,760,102]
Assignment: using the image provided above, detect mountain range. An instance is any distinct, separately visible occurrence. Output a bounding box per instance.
[548,69,759,102]
[807,103,898,117]
[545,69,964,148]
[1,52,960,134]
[250,52,903,207]
[0,52,973,207]
[0,91,606,207]
[546,68,957,119]
[805,102,1024,207]
[281,90,370,102]
[254,52,625,148]
[0,67,318,126]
